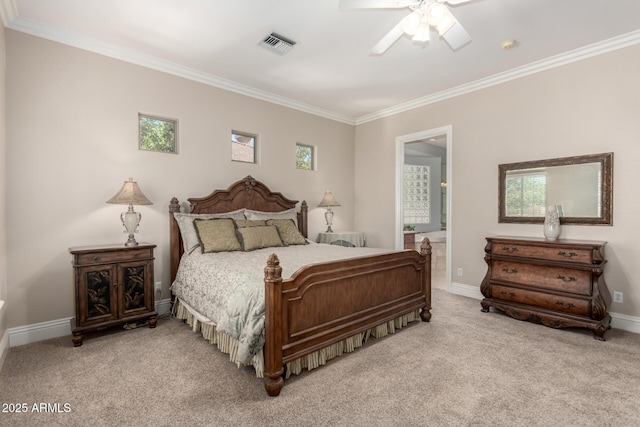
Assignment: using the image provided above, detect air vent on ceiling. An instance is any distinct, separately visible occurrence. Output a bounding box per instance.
[260,32,296,55]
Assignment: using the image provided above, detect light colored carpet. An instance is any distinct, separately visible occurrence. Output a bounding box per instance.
[1,289,639,426]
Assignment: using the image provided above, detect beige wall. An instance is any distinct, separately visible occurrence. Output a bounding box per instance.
[1,26,7,347]
[5,30,356,328]
[355,44,640,317]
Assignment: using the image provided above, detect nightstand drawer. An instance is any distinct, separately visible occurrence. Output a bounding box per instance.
[491,284,590,317]
[74,247,153,266]
[492,260,592,296]
[493,242,594,264]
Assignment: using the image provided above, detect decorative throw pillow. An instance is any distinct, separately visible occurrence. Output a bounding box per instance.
[244,208,298,225]
[193,218,242,253]
[237,225,284,251]
[174,210,245,253]
[266,219,307,246]
[234,219,267,228]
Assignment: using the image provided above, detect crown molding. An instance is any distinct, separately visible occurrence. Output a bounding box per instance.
[355,29,640,125]
[4,6,639,127]
[0,0,17,26]
[4,15,356,125]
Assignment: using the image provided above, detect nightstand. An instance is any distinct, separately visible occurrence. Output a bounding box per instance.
[317,231,366,247]
[69,243,158,346]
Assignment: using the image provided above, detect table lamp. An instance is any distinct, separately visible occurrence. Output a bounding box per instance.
[317,191,340,233]
[106,178,153,246]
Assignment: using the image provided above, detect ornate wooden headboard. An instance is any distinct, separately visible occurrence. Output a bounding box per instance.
[169,175,308,282]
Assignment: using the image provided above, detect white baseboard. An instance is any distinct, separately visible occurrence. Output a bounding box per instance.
[6,299,174,348]
[156,298,173,316]
[610,312,640,334]
[449,281,483,300]
[448,282,640,335]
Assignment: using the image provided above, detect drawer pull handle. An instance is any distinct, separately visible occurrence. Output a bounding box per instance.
[93,256,99,261]
[556,301,576,308]
[557,275,577,282]
[502,267,518,274]
[501,247,519,253]
[557,251,578,258]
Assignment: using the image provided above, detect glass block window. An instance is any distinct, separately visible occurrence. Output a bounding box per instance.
[403,165,431,224]
[231,131,256,163]
[296,143,314,170]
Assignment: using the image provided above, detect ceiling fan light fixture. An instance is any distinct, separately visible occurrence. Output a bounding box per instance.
[401,10,422,35]
[412,19,431,42]
[427,3,455,35]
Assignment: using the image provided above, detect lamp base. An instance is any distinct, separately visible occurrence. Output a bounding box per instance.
[124,235,139,247]
[325,226,334,233]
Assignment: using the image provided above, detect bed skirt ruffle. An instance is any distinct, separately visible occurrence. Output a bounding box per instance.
[172,298,420,379]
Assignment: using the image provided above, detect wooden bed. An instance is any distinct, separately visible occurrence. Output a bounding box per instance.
[169,175,432,396]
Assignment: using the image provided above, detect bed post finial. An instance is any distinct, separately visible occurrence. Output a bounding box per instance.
[264,253,284,396]
[419,237,432,256]
[169,197,181,213]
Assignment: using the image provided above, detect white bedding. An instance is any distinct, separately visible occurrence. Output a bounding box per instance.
[171,242,390,364]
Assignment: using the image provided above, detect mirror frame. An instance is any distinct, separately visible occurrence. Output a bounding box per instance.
[499,152,613,225]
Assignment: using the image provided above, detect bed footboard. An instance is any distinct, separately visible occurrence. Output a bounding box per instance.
[264,239,432,396]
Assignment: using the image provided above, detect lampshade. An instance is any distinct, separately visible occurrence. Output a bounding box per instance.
[106,178,153,206]
[317,191,340,208]
[106,178,152,247]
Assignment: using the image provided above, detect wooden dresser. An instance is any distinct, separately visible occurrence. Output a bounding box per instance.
[480,236,611,340]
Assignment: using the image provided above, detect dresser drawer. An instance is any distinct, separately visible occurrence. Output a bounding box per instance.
[492,260,592,296]
[74,247,153,266]
[491,284,590,317]
[492,242,595,264]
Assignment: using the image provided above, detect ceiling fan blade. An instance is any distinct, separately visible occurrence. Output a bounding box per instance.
[370,21,404,55]
[441,0,473,5]
[339,0,416,9]
[441,18,472,50]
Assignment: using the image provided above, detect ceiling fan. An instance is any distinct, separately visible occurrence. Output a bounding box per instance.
[339,0,474,55]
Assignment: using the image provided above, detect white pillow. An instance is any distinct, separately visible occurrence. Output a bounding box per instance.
[174,209,245,254]
[244,208,298,225]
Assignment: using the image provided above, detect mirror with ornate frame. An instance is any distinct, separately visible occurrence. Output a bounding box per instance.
[499,152,613,225]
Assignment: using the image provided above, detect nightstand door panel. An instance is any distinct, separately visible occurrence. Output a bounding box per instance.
[118,260,153,318]
[76,265,118,326]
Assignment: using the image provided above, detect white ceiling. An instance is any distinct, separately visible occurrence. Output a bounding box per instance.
[2,0,640,124]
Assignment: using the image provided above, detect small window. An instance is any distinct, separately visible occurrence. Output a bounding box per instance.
[231,131,256,163]
[296,143,314,170]
[139,114,177,153]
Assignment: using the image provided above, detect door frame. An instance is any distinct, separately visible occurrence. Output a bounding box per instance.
[395,125,452,288]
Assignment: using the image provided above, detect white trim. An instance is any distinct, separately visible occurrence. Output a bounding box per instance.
[610,312,640,334]
[355,30,640,125]
[6,300,173,348]
[3,6,639,126]
[449,282,483,300]
[9,317,72,347]
[448,284,640,335]
[155,298,173,316]
[0,328,8,372]
[0,0,17,26]
[4,16,355,126]
[395,126,453,292]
